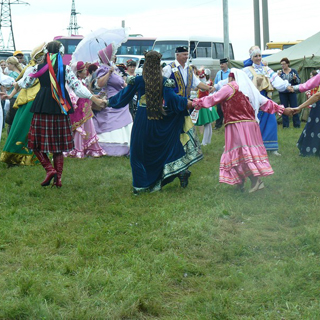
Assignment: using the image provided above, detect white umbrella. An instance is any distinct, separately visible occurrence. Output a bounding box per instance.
[71,27,129,64]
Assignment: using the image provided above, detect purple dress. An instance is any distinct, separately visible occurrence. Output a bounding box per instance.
[92,65,133,156]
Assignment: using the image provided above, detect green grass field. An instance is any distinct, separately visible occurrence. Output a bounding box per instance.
[0,124,319,319]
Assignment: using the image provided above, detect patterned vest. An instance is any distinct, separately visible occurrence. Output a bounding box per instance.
[169,62,193,98]
[222,84,256,125]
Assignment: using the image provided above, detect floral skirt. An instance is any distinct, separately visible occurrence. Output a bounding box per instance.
[64,118,106,158]
[220,121,274,185]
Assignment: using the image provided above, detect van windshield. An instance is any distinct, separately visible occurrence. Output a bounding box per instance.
[116,39,155,55]
[57,38,83,55]
[153,41,188,60]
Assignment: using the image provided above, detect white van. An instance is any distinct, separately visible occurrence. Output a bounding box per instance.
[153,36,234,78]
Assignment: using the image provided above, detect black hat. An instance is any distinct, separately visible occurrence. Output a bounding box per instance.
[175,46,188,53]
[220,58,228,64]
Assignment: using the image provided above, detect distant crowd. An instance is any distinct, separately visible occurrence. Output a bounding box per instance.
[1,42,320,194]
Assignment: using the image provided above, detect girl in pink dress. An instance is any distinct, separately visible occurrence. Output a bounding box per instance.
[193,68,293,193]
[64,61,106,158]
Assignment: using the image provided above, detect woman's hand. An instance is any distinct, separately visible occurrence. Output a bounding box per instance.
[282,107,294,116]
[0,92,10,100]
[292,107,301,115]
[91,95,106,109]
[286,86,294,93]
[209,86,215,94]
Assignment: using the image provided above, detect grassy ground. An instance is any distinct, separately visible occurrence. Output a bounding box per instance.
[0,124,319,320]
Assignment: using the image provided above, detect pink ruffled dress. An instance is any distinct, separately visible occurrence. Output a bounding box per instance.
[193,81,285,185]
[64,84,106,158]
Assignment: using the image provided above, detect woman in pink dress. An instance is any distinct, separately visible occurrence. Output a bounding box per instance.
[64,61,106,158]
[193,68,293,193]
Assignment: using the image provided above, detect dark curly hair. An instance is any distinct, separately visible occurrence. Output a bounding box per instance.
[46,41,62,54]
[143,51,166,120]
[280,57,290,66]
[45,41,63,72]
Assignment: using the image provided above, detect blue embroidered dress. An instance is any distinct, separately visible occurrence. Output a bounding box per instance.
[108,76,203,193]
[243,64,289,151]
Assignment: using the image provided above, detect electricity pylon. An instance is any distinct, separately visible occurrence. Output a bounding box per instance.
[67,0,80,36]
[0,0,29,50]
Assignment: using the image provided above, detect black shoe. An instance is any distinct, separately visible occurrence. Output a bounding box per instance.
[178,170,191,188]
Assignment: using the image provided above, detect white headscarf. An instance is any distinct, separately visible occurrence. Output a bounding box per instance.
[230,68,268,122]
[0,72,15,88]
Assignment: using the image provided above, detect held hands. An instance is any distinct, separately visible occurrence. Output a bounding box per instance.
[190,99,202,110]
[287,86,294,93]
[292,107,301,115]
[91,95,107,109]
[282,107,296,116]
[209,86,215,94]
[0,92,9,100]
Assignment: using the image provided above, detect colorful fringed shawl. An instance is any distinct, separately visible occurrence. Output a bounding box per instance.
[30,53,71,114]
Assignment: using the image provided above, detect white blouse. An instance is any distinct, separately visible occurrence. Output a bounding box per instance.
[17,65,93,99]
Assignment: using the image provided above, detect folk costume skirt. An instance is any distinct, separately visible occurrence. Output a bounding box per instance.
[297,100,320,157]
[0,101,38,165]
[220,121,274,185]
[28,113,74,153]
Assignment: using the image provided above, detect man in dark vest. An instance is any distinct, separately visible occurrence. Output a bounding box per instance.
[162,46,213,187]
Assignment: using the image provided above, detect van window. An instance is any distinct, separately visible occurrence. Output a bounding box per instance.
[153,41,188,60]
[229,44,234,59]
[215,43,224,59]
[117,39,155,55]
[190,41,196,58]
[196,42,212,58]
[57,39,82,55]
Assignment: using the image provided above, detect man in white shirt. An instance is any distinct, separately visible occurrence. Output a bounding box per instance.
[163,46,213,98]
[162,46,210,187]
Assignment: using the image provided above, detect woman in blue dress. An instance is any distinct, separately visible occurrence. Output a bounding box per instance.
[108,51,202,194]
[292,72,320,156]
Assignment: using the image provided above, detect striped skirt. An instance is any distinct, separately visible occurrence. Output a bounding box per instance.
[28,113,74,153]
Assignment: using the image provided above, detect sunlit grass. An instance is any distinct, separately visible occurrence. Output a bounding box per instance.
[0,123,319,319]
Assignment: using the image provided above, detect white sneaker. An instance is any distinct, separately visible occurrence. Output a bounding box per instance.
[271,150,281,156]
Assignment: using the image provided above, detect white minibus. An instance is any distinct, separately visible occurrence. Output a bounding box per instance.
[153,36,234,78]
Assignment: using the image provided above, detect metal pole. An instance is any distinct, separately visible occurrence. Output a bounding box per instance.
[253,0,261,48]
[121,20,125,28]
[223,0,229,58]
[262,0,269,49]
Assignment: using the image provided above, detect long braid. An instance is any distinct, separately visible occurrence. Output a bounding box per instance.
[143,51,166,120]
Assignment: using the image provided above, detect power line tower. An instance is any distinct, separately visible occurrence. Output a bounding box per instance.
[0,0,29,50]
[67,0,80,36]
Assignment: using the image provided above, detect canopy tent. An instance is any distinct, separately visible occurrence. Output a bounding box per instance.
[230,32,320,104]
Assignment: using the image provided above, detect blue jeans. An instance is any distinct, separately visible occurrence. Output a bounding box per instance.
[279,92,300,128]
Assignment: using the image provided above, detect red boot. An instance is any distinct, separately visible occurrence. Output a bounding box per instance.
[33,150,57,186]
[53,153,64,188]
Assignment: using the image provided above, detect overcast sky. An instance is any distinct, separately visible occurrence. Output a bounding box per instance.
[2,0,319,59]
